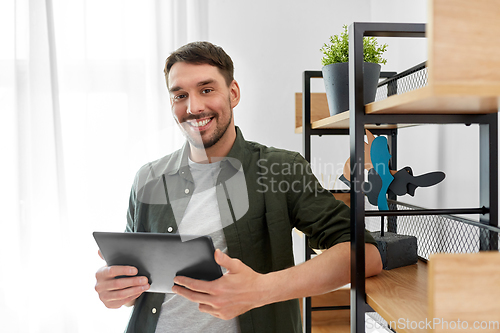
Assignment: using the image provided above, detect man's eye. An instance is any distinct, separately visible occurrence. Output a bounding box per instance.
[202,89,213,94]
[174,94,187,99]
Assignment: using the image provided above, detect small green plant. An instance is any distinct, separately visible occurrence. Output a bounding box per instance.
[320,25,388,66]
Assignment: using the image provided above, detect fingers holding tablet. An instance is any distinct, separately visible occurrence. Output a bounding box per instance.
[95,264,150,309]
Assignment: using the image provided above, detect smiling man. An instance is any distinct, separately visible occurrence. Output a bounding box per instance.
[94,41,383,333]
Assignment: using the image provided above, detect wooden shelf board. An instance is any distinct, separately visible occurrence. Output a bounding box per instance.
[366,86,500,115]
[429,252,500,333]
[311,288,350,326]
[295,86,500,133]
[295,93,401,131]
[295,110,409,133]
[366,260,428,333]
[429,0,500,88]
[312,113,402,130]
[311,323,350,333]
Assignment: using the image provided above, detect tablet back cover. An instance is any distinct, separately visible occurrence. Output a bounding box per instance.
[93,232,222,293]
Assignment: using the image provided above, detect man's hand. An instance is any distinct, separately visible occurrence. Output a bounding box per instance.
[95,250,150,308]
[171,243,382,321]
[172,249,267,320]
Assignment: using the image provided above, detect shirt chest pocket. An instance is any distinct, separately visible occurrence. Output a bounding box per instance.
[135,203,178,234]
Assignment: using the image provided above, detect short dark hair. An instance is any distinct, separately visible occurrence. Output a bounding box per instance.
[164,41,234,88]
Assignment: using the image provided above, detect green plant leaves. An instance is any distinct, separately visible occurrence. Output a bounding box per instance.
[320,25,388,66]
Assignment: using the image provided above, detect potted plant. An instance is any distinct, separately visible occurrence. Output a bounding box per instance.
[320,25,388,116]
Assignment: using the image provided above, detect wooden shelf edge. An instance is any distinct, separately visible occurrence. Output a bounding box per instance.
[312,112,350,129]
[366,85,500,114]
[366,86,433,114]
[294,114,408,132]
[365,260,428,333]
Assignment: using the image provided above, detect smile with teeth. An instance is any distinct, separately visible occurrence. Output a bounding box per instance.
[187,118,212,128]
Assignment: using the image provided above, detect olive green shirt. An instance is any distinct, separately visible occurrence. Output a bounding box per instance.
[124,127,376,333]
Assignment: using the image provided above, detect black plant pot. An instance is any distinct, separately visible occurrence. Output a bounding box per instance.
[322,62,381,116]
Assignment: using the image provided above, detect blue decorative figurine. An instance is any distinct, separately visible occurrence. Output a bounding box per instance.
[370,136,394,211]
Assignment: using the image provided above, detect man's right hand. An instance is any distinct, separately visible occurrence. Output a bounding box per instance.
[95,251,150,308]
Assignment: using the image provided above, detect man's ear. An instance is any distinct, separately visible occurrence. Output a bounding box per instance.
[229,80,241,108]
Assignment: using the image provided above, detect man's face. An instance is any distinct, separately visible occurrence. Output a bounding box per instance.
[168,62,239,149]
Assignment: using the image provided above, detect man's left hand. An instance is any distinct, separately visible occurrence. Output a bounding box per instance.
[172,249,268,320]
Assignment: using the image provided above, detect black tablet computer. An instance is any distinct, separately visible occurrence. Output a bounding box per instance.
[93,232,223,293]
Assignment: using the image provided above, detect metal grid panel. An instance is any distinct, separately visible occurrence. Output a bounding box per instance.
[366,312,392,333]
[365,200,500,260]
[375,62,428,103]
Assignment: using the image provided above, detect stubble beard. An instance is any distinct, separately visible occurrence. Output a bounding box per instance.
[184,103,233,150]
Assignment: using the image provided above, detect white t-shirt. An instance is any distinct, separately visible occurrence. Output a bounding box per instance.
[154,158,241,333]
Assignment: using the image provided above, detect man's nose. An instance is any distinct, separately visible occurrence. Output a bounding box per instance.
[187,95,204,114]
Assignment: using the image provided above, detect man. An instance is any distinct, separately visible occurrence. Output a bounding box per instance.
[95,41,382,333]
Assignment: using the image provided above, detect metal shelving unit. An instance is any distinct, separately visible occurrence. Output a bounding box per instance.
[300,22,499,333]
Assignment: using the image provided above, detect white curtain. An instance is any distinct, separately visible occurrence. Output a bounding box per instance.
[0,0,207,332]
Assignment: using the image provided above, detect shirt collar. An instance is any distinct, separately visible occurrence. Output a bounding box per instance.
[225,126,248,170]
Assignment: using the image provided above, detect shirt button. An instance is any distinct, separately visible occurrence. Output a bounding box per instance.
[167,227,173,233]
[152,308,157,314]
[184,188,190,194]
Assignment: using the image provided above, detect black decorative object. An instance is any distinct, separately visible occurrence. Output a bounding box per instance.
[365,169,382,206]
[370,231,418,270]
[388,167,445,197]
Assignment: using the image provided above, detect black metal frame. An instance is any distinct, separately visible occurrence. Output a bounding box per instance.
[301,71,396,333]
[301,22,499,333]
